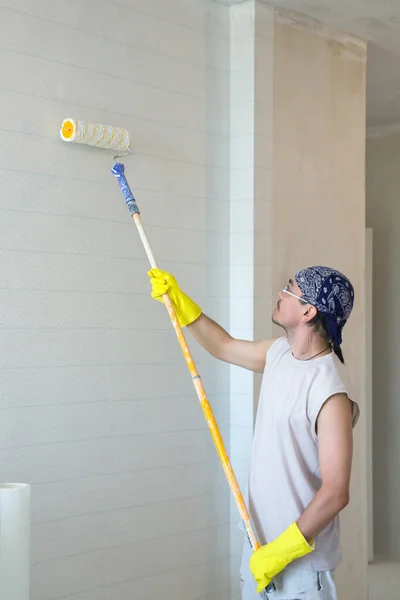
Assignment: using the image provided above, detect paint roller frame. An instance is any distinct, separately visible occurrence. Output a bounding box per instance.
[60,118,272,596]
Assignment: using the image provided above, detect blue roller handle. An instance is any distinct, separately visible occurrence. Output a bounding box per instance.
[111,162,140,215]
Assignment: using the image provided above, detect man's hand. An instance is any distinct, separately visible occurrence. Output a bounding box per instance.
[249,522,314,593]
[148,269,202,327]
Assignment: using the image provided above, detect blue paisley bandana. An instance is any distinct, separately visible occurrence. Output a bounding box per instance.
[295,266,354,347]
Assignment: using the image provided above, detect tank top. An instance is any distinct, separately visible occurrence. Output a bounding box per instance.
[248,336,360,570]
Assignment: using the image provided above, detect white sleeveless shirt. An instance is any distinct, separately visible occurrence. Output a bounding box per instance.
[248,337,360,571]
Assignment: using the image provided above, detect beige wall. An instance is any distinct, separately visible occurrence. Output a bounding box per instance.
[366,132,400,560]
[272,14,367,599]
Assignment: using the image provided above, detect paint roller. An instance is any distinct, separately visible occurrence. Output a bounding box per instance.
[60,118,130,151]
[60,117,271,595]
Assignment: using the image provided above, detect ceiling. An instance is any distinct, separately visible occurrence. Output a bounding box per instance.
[219,0,400,130]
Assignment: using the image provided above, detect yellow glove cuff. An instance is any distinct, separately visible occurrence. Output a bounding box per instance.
[270,522,314,562]
[172,290,202,328]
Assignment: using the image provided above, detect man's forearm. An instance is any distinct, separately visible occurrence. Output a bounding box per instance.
[187,313,233,359]
[296,485,349,542]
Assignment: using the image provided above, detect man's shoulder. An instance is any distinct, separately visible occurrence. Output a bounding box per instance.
[266,336,289,364]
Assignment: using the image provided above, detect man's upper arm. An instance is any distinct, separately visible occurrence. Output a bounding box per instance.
[316,393,354,497]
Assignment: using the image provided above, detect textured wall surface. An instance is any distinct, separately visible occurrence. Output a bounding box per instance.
[0,2,231,599]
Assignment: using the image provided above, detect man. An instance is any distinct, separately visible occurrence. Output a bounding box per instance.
[148,265,359,599]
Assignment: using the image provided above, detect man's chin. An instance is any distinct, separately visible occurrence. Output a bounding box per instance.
[271,314,283,328]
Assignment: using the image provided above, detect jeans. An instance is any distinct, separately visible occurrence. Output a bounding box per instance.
[240,538,338,600]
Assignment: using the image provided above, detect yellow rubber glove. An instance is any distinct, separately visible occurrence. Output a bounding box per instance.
[148,268,202,328]
[249,522,315,593]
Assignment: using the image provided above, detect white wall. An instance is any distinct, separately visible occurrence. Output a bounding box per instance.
[229,2,274,598]
[367,131,400,561]
[0,1,232,599]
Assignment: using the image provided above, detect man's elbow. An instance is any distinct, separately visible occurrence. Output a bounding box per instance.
[324,486,350,512]
[335,490,350,511]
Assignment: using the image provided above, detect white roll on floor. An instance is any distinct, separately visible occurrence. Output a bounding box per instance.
[0,483,31,600]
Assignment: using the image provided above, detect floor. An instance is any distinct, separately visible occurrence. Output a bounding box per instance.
[368,560,400,600]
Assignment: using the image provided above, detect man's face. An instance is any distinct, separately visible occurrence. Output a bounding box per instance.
[272,276,308,331]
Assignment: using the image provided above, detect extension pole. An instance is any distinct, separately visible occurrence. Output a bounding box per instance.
[111,162,262,555]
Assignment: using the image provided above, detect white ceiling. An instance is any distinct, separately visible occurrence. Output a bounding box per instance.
[219,0,400,129]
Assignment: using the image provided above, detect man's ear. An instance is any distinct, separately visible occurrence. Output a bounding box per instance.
[303,304,318,323]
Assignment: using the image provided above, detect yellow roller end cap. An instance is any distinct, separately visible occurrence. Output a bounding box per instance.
[60,119,75,141]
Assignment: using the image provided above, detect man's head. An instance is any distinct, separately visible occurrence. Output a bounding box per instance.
[272,266,354,362]
[272,276,311,331]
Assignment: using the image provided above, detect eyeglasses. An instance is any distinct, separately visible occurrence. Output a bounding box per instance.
[282,284,308,304]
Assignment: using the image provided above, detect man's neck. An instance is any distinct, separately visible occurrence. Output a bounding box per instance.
[287,331,331,361]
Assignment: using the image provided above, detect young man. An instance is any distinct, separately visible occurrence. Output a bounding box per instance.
[148,265,359,599]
